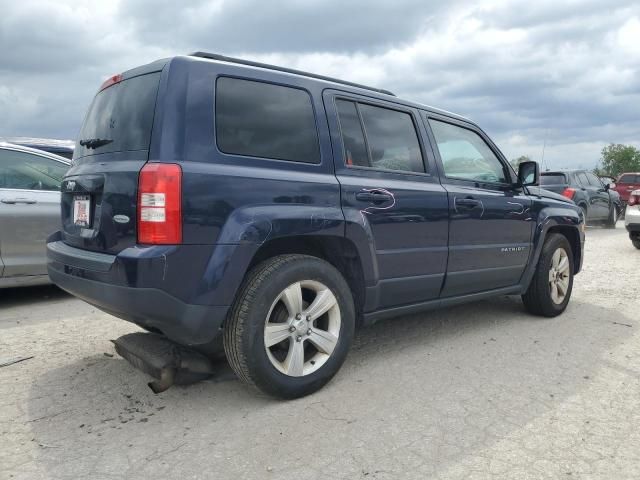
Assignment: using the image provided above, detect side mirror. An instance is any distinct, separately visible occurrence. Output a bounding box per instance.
[517,161,539,187]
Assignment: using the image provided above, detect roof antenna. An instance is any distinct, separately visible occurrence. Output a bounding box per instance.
[540,129,548,171]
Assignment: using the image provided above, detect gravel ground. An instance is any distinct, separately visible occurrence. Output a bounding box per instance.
[1,223,639,480]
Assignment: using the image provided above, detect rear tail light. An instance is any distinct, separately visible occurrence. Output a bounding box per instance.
[562,187,576,200]
[629,191,640,206]
[137,163,182,244]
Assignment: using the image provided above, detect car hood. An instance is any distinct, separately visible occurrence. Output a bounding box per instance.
[528,186,574,204]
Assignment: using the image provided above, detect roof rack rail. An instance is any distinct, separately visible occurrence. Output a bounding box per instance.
[189,52,395,97]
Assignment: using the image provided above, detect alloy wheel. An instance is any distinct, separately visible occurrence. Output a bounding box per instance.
[548,247,570,304]
[264,280,341,377]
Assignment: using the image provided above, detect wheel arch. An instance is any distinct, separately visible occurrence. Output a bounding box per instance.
[520,206,584,292]
[576,200,588,212]
[247,235,367,326]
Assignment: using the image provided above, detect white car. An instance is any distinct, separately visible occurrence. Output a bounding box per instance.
[625,189,640,249]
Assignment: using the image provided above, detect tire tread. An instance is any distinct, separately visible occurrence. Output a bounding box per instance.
[223,254,320,393]
[522,233,573,317]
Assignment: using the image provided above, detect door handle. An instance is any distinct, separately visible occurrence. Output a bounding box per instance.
[356,191,393,203]
[1,198,37,205]
[455,197,482,210]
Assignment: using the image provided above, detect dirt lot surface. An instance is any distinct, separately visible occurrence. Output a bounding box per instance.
[1,224,639,480]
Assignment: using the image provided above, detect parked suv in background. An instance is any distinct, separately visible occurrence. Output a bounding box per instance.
[0,143,70,287]
[540,170,620,227]
[47,53,585,398]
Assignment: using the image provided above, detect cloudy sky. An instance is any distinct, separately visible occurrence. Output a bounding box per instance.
[1,0,639,169]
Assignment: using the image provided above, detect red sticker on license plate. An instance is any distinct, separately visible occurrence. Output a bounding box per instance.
[73,195,91,227]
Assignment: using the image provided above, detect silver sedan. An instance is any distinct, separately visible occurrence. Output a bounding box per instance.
[0,142,70,288]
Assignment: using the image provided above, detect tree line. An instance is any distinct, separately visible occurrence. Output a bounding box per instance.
[593,144,640,178]
[510,144,640,178]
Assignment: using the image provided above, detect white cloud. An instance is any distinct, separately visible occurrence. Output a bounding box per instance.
[1,0,639,169]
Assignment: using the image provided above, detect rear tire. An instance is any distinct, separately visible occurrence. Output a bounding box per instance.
[632,239,640,250]
[522,233,574,317]
[579,205,588,226]
[224,254,355,399]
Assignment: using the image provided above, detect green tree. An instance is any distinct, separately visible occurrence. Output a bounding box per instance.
[598,144,640,177]
[510,155,532,170]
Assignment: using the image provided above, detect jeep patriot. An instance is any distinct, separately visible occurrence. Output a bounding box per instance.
[47,53,585,398]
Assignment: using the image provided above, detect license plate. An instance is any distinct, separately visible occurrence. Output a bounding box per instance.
[73,195,91,227]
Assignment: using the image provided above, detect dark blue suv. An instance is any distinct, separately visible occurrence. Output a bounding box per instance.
[47,53,585,398]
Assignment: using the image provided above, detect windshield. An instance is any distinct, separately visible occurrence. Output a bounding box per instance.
[75,72,160,159]
[540,173,567,185]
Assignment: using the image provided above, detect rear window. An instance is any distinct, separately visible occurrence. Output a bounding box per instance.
[619,174,640,184]
[215,77,320,163]
[540,173,567,185]
[75,72,161,158]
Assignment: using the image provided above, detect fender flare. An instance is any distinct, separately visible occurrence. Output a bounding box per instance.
[519,205,583,291]
[195,204,365,306]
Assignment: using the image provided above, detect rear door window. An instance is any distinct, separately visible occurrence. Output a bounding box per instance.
[0,149,68,191]
[358,104,425,173]
[76,72,161,158]
[335,99,425,174]
[335,100,369,167]
[216,77,320,163]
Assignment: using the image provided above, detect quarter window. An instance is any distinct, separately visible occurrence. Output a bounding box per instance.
[0,149,67,191]
[336,100,425,173]
[430,120,507,184]
[216,77,320,163]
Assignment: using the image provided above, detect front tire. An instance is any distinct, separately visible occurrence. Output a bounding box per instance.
[224,254,355,399]
[632,238,640,250]
[522,233,574,317]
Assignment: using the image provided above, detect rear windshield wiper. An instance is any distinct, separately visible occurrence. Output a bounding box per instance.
[79,138,113,149]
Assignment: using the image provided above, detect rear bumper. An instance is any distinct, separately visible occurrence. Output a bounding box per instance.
[47,236,231,346]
